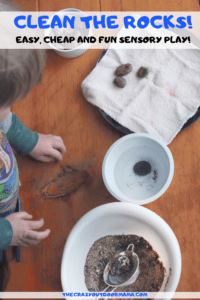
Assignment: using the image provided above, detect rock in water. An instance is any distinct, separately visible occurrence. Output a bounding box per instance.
[133,161,152,176]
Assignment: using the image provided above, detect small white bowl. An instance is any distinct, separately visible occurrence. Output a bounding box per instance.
[45,8,93,58]
[102,133,174,205]
[61,202,181,298]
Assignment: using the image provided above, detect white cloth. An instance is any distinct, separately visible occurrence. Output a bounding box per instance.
[81,47,200,144]
[81,15,200,144]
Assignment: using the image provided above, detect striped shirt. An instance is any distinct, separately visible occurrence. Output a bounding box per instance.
[0,130,19,213]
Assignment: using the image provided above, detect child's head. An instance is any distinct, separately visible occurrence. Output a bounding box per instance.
[0,49,45,108]
[0,0,46,108]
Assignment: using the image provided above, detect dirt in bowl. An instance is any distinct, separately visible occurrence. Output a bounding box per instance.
[84,235,165,294]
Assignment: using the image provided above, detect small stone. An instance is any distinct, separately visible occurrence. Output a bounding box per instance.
[109,254,133,276]
[137,67,148,78]
[133,161,152,176]
[114,77,126,88]
[115,63,133,76]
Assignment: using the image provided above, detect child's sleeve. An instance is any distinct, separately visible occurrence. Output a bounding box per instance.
[0,112,39,156]
[0,218,13,250]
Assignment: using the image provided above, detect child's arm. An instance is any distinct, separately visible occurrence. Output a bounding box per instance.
[0,217,13,250]
[0,112,66,162]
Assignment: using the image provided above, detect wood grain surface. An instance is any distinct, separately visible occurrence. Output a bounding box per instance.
[2,0,200,295]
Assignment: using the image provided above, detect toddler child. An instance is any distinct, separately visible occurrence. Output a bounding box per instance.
[0,0,66,250]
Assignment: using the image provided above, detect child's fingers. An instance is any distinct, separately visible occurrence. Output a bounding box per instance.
[55,143,66,155]
[26,239,41,246]
[17,211,33,220]
[26,229,50,241]
[18,240,32,247]
[52,137,66,155]
[28,218,44,231]
[39,155,56,163]
[19,238,40,247]
[48,148,63,162]
[53,144,66,156]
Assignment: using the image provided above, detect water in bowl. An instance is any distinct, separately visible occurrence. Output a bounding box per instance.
[114,145,170,201]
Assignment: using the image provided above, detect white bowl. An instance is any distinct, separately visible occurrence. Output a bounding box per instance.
[61,202,181,299]
[102,133,174,205]
[45,8,93,58]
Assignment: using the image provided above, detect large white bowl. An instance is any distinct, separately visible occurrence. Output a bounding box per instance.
[102,133,174,205]
[61,202,181,299]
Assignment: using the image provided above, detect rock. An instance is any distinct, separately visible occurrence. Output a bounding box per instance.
[137,67,148,78]
[114,77,126,88]
[115,63,133,76]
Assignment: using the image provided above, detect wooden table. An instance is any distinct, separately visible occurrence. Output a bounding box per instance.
[3,0,200,295]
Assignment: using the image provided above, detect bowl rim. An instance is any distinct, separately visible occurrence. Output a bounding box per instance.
[102,133,174,205]
[61,202,181,296]
[44,8,92,53]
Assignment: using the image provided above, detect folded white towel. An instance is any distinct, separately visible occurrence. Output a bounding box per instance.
[81,25,200,144]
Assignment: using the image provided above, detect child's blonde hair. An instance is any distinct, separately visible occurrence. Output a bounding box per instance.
[0,0,46,107]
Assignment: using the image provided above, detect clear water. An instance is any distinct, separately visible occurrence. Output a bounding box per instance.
[114,145,169,200]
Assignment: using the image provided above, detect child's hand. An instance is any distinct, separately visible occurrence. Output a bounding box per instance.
[5,212,50,247]
[29,133,66,162]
